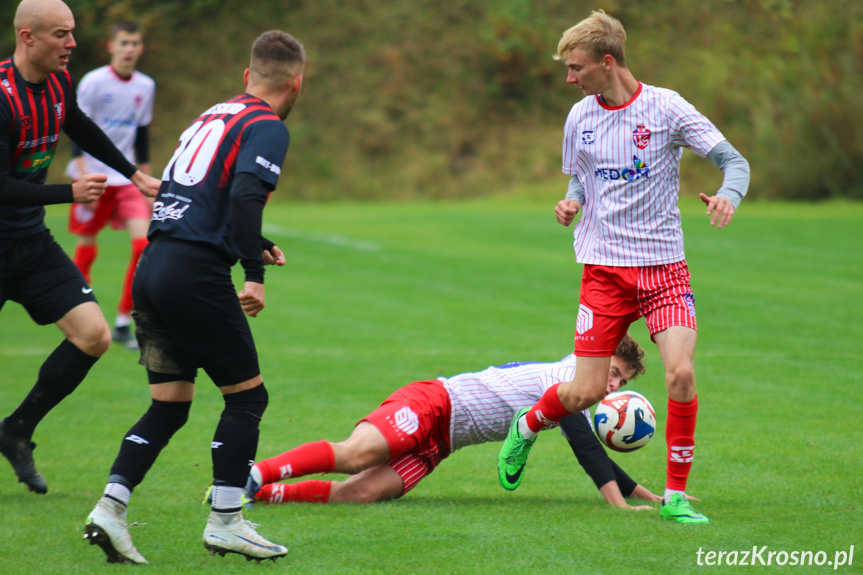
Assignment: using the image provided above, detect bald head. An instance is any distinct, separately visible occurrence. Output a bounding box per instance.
[13,0,76,83]
[15,0,73,34]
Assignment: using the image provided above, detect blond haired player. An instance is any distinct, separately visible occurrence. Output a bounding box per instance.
[498,10,750,525]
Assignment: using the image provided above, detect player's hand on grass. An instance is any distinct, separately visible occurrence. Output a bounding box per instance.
[263,245,286,266]
[72,173,107,203]
[699,193,735,229]
[555,199,581,226]
[239,281,266,317]
[627,504,656,511]
[131,169,162,198]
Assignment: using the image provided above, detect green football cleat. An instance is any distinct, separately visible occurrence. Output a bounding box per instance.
[497,408,535,491]
[661,493,710,524]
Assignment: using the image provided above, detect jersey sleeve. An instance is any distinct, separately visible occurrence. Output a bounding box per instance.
[235,119,289,190]
[75,71,97,119]
[667,92,726,158]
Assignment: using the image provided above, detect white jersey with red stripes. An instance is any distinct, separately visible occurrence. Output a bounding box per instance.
[440,355,588,452]
[562,83,726,266]
[65,65,155,185]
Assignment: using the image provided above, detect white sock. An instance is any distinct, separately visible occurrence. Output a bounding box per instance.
[104,482,131,506]
[517,415,538,441]
[664,488,685,505]
[115,314,131,328]
[211,485,243,511]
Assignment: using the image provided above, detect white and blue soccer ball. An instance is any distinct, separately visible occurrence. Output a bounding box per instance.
[593,390,656,452]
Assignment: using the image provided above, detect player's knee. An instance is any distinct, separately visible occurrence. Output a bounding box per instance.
[223,383,268,422]
[74,319,112,357]
[665,364,695,395]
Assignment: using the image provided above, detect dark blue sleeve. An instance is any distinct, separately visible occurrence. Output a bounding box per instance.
[234,120,289,190]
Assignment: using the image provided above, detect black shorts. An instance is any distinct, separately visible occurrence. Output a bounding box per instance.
[0,230,97,325]
[132,238,260,387]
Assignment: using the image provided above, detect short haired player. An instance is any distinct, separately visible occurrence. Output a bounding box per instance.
[66,20,155,350]
[0,0,160,496]
[83,31,305,564]
[497,10,750,524]
[236,336,670,511]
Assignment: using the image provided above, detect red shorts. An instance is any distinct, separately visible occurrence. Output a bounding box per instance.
[68,183,151,235]
[574,261,698,356]
[360,379,452,495]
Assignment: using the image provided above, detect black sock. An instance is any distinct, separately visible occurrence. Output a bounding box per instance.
[109,399,191,488]
[5,340,98,439]
[212,384,268,487]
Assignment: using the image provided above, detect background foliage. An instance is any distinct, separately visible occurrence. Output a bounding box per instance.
[2,0,861,200]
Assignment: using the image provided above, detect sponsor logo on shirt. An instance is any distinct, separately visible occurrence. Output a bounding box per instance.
[16,149,56,172]
[594,155,650,183]
[632,124,651,149]
[53,103,63,119]
[256,156,281,175]
[581,130,596,145]
[152,200,191,221]
[1,79,11,95]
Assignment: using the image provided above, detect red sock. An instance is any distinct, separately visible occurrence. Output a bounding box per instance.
[524,383,573,432]
[666,396,698,491]
[119,238,148,316]
[255,480,332,504]
[73,245,98,284]
[257,440,335,484]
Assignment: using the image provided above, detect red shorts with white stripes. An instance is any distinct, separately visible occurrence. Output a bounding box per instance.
[360,379,452,495]
[574,261,697,356]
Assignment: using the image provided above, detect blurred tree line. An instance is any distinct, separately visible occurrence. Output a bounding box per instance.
[2,0,861,201]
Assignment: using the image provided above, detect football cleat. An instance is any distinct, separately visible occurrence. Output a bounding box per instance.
[203,511,288,562]
[0,420,47,494]
[661,493,710,524]
[497,408,535,491]
[84,497,149,564]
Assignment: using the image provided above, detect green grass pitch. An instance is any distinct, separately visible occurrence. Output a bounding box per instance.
[1,186,861,574]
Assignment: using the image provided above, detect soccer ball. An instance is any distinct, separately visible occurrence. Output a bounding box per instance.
[593,390,656,452]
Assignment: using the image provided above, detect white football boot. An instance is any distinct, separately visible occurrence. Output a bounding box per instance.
[203,511,288,561]
[84,497,149,564]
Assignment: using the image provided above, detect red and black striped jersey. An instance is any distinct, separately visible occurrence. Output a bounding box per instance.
[0,58,137,238]
[150,93,289,259]
[0,58,74,235]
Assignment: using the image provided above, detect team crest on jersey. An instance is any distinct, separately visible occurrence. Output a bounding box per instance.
[581,130,596,145]
[632,124,651,149]
[2,79,12,95]
[21,115,32,129]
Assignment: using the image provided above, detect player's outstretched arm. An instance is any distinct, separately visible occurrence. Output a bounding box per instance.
[72,173,108,204]
[130,169,161,198]
[599,480,654,510]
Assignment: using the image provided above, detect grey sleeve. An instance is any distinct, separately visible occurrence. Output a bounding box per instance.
[707,140,750,209]
[564,174,585,204]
